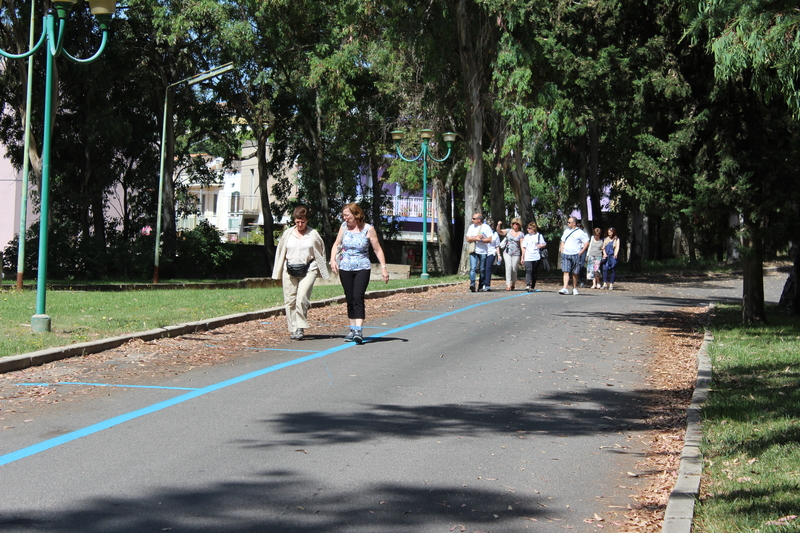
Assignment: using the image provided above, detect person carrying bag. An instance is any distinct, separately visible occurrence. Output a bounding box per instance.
[601,227,620,290]
[272,205,330,340]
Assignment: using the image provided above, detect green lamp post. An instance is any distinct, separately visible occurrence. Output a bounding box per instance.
[0,0,117,332]
[391,129,457,279]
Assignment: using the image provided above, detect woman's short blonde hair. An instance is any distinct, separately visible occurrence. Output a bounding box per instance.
[527,222,537,231]
[511,217,523,228]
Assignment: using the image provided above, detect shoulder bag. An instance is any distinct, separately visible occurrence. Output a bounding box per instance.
[538,234,548,259]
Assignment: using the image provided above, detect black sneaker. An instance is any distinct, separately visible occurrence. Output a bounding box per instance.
[354,330,363,344]
[469,284,476,292]
[344,330,356,342]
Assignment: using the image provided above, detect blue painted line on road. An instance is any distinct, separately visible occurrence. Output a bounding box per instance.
[0,292,527,467]
[15,382,199,391]
[244,347,319,353]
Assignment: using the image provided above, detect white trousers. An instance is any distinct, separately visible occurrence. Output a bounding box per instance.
[282,270,320,331]
[503,252,520,286]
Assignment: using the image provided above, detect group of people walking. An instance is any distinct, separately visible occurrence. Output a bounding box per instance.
[272,205,622,344]
[272,203,389,345]
[467,213,620,295]
[557,216,620,295]
[466,213,548,293]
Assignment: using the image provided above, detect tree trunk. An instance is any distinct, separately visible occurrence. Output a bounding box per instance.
[587,120,603,231]
[505,140,534,226]
[456,0,485,274]
[679,213,697,263]
[313,91,334,249]
[435,165,457,274]
[792,244,799,315]
[727,212,741,264]
[369,154,384,244]
[778,243,799,313]
[672,221,683,258]
[486,108,506,225]
[161,90,177,276]
[578,135,588,226]
[91,191,106,251]
[741,225,767,323]
[256,135,275,273]
[121,176,130,241]
[11,34,43,188]
[490,158,503,224]
[369,154,386,261]
[687,229,697,263]
[628,205,645,272]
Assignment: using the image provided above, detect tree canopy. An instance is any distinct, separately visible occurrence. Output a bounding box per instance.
[2,0,799,322]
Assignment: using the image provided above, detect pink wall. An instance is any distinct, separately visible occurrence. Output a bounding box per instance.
[0,156,35,257]
[0,156,22,251]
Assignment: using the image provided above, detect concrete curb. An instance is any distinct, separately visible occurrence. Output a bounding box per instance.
[0,282,459,375]
[661,324,713,533]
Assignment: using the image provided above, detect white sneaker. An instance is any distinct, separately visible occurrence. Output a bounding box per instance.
[572,288,579,295]
[558,288,569,295]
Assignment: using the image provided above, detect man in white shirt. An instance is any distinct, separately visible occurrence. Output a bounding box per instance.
[465,213,493,292]
[558,216,590,295]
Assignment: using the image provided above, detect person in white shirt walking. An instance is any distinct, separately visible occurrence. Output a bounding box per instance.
[558,216,590,295]
[520,222,547,292]
[481,223,502,291]
[465,213,493,292]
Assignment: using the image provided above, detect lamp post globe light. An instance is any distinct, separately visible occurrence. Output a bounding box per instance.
[0,0,117,332]
[391,129,457,279]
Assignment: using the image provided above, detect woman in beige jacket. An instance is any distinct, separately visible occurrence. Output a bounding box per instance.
[271,206,330,340]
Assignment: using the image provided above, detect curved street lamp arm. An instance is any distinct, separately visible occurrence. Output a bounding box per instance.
[0,27,46,59]
[428,147,453,163]
[62,30,109,64]
[46,16,68,57]
[395,147,424,163]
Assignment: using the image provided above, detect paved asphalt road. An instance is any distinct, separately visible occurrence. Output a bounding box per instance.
[0,273,788,532]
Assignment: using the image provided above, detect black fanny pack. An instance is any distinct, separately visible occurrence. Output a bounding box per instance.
[286,262,311,277]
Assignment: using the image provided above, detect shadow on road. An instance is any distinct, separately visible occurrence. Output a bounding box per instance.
[252,384,688,446]
[0,477,564,532]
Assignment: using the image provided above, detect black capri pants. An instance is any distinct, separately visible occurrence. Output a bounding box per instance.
[339,269,371,320]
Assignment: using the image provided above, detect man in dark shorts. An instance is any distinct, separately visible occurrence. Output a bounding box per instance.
[558,216,590,295]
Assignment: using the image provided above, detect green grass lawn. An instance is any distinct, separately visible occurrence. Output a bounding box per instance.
[696,303,800,533]
[0,275,462,358]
